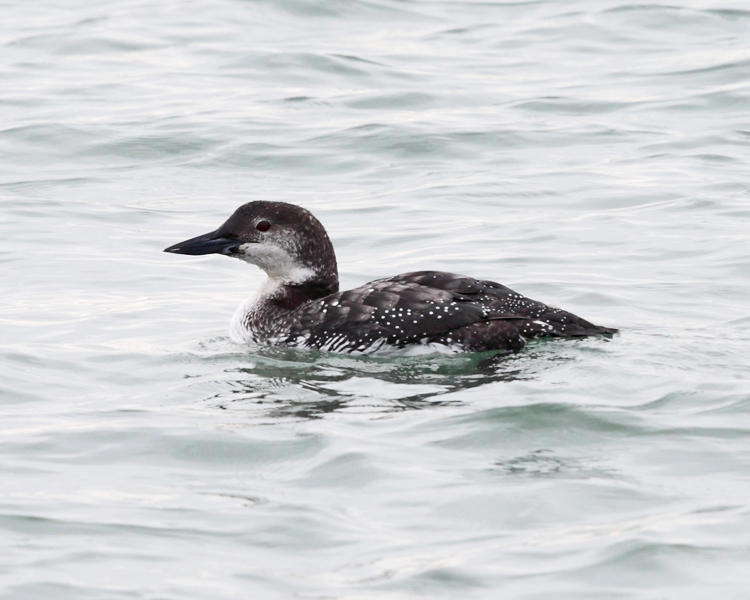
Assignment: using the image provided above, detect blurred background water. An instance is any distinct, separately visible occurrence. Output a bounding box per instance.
[2,0,750,597]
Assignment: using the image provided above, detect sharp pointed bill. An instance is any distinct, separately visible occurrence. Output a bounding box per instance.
[163,231,241,256]
[164,201,617,355]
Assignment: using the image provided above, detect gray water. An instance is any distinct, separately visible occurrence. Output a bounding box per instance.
[2,0,750,597]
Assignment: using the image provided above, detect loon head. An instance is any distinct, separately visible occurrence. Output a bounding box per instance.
[164,201,338,289]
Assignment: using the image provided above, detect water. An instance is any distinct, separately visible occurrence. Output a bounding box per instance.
[2,0,749,597]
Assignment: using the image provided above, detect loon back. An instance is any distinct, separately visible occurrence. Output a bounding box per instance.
[165,201,617,354]
[282,271,616,354]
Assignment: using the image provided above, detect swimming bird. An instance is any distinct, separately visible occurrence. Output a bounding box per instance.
[164,201,616,354]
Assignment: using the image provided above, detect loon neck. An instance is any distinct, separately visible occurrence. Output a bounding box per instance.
[260,275,339,312]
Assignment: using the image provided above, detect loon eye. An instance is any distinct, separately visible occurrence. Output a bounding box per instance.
[256,220,271,232]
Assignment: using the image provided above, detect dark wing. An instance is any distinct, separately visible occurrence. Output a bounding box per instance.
[287,271,616,353]
[393,271,617,339]
[287,275,490,352]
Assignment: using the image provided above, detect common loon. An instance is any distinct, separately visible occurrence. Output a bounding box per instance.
[164,201,617,354]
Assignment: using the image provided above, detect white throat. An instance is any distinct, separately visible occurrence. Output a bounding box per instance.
[236,242,315,285]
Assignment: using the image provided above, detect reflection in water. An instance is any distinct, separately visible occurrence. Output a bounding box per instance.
[493,449,616,480]
[199,341,577,420]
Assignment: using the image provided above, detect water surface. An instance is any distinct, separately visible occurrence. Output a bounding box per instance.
[2,0,750,598]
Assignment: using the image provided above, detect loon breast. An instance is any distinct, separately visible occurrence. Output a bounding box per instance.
[265,270,617,354]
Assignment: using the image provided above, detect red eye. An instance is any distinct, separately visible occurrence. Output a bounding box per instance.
[256,220,270,232]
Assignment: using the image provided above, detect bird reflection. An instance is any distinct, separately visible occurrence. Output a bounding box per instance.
[201,342,575,420]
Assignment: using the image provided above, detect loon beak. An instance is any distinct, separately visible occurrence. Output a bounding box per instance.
[164,230,241,256]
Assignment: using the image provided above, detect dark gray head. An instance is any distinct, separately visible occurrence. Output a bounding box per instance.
[164,201,338,290]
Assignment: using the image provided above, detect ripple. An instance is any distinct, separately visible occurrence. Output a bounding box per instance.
[3,0,750,596]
